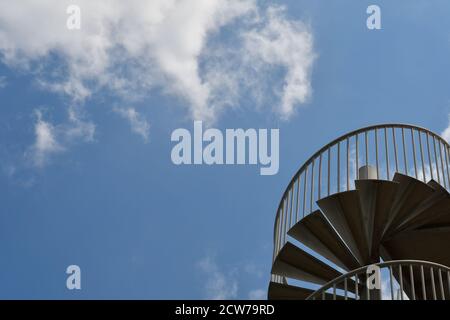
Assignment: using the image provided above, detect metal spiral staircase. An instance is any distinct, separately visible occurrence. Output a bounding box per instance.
[268,124,450,300]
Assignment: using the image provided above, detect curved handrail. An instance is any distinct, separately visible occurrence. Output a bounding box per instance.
[306,260,450,300]
[271,124,450,283]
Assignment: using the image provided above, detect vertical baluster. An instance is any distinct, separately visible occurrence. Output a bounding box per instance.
[285,191,291,235]
[272,218,277,262]
[439,141,446,189]
[303,167,307,218]
[346,137,350,190]
[327,148,331,196]
[344,277,348,300]
[318,153,322,199]
[288,186,293,229]
[438,269,445,300]
[282,198,287,246]
[375,128,379,179]
[310,159,315,214]
[385,127,390,180]
[410,265,416,300]
[399,265,404,300]
[431,267,437,300]
[355,275,359,300]
[278,213,282,255]
[421,265,427,300]
[295,175,300,222]
[445,145,450,189]
[419,131,426,182]
[356,134,359,179]
[447,271,450,298]
[366,271,370,300]
[426,132,434,181]
[389,266,394,300]
[273,209,281,255]
[275,211,280,256]
[433,136,441,184]
[392,127,399,173]
[273,216,278,257]
[337,142,340,193]
[278,208,283,255]
[402,128,408,176]
[365,131,369,168]
[411,128,418,179]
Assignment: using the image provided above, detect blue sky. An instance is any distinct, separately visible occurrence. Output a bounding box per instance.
[1,0,450,299]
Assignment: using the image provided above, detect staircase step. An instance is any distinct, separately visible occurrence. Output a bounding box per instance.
[288,210,360,271]
[384,173,435,237]
[382,227,450,269]
[268,281,354,300]
[317,191,370,265]
[355,179,398,260]
[271,242,342,285]
[396,180,450,231]
[267,282,315,300]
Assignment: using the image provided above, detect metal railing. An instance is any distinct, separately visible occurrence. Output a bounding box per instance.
[306,260,450,300]
[271,124,450,283]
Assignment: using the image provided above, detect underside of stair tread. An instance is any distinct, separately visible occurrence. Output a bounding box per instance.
[271,241,342,285]
[382,227,450,269]
[397,194,450,231]
[317,191,370,265]
[384,173,436,237]
[267,281,315,300]
[267,281,353,300]
[287,210,361,271]
[396,180,450,231]
[355,179,398,261]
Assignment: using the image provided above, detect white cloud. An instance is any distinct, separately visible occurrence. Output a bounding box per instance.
[248,289,266,299]
[114,107,150,143]
[0,1,315,123]
[66,107,95,142]
[28,110,63,167]
[26,108,95,167]
[197,255,238,300]
[242,6,315,118]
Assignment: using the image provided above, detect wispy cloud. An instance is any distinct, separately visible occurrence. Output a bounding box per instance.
[27,110,63,167]
[0,1,315,123]
[197,255,267,300]
[114,107,150,143]
[242,6,315,118]
[26,108,95,167]
[248,289,266,299]
[1,1,316,167]
[197,255,238,300]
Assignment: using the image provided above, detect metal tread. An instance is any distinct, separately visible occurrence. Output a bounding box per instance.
[288,210,361,271]
[317,191,370,265]
[271,241,342,285]
[382,226,450,270]
[355,179,399,261]
[383,173,435,237]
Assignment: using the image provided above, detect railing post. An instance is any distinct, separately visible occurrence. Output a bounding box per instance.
[411,128,418,179]
[419,130,426,182]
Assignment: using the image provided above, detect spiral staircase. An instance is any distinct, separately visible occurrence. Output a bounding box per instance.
[268,124,450,300]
